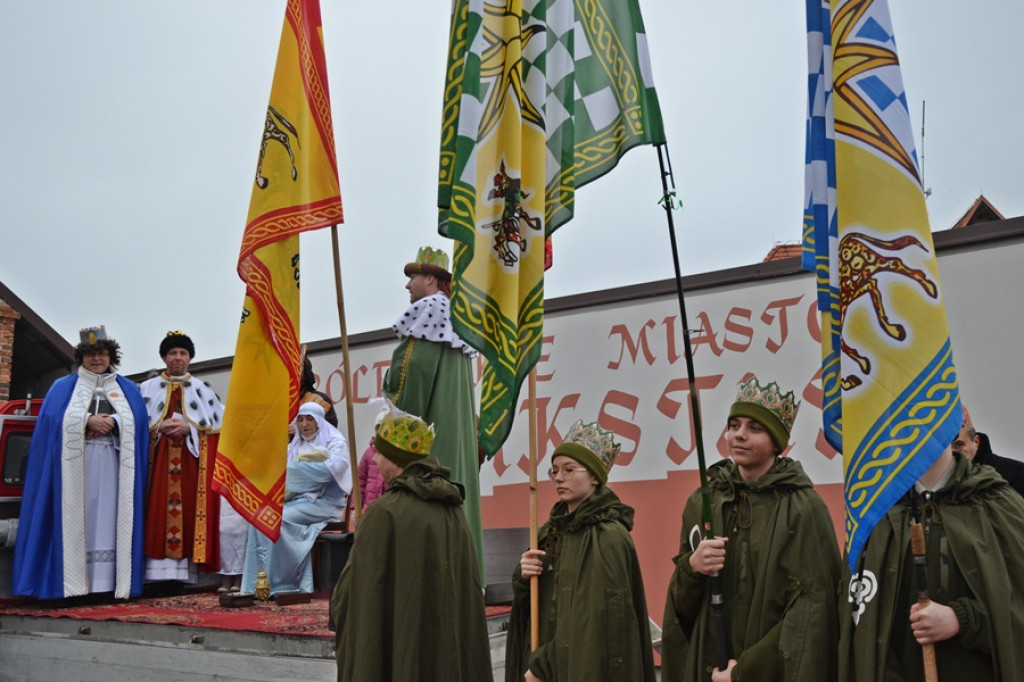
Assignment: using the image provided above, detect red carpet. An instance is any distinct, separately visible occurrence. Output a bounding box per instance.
[0,592,512,639]
[0,591,335,638]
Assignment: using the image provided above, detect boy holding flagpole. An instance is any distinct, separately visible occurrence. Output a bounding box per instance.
[661,376,840,682]
[838,443,1024,681]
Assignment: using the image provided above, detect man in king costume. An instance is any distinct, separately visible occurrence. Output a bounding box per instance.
[13,326,149,599]
[139,331,223,581]
[331,410,490,682]
[381,246,484,578]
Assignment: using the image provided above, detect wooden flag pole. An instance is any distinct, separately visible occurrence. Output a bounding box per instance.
[528,369,540,651]
[330,225,363,523]
[910,522,939,682]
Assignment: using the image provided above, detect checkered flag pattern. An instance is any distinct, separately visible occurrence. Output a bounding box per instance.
[521,0,665,232]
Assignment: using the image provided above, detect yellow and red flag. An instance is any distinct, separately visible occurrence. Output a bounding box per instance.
[214,0,343,541]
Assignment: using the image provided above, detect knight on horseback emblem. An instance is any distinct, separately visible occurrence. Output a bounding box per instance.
[484,161,541,267]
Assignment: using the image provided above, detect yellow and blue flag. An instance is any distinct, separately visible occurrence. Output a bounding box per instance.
[214,0,343,541]
[802,0,961,570]
[438,0,664,455]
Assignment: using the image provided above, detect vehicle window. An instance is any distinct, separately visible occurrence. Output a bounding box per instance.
[2,432,31,487]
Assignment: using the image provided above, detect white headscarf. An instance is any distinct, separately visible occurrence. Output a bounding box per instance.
[288,402,351,495]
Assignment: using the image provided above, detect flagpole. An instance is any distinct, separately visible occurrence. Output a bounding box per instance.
[656,142,729,671]
[910,521,939,682]
[528,369,540,651]
[330,225,363,522]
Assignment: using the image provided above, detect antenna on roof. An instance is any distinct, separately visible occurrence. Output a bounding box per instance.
[921,100,932,198]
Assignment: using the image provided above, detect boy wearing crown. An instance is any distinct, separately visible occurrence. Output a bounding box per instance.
[331,410,490,682]
[661,376,841,682]
[139,331,224,582]
[380,246,484,580]
[507,420,656,682]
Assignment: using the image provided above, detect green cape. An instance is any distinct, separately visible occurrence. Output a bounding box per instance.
[838,452,1024,682]
[331,458,490,682]
[505,486,656,682]
[661,456,841,682]
[383,333,484,581]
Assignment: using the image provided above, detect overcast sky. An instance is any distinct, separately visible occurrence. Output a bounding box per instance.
[2,0,1021,375]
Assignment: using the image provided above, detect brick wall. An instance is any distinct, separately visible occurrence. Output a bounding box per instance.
[0,303,20,402]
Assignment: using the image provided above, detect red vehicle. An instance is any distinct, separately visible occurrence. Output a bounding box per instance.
[0,398,40,562]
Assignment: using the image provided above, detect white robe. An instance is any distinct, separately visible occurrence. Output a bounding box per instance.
[64,368,139,597]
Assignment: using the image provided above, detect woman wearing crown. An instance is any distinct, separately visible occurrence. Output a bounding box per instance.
[661,376,841,682]
[13,326,149,599]
[506,420,656,682]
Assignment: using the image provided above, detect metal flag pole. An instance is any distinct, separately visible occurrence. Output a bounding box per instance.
[656,142,729,671]
[330,225,363,523]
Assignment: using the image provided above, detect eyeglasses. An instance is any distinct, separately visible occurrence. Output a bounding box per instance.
[547,464,587,481]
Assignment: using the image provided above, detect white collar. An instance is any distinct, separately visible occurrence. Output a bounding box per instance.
[393,293,476,356]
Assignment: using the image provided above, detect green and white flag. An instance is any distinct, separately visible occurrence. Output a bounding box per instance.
[438,0,665,456]
[537,0,666,231]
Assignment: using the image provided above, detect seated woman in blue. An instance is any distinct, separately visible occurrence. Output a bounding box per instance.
[242,402,351,594]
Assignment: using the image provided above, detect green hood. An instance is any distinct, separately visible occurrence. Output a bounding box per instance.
[930,449,1010,502]
[545,484,636,535]
[388,457,465,507]
[707,455,814,498]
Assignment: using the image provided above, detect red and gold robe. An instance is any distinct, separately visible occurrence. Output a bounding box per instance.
[140,372,224,571]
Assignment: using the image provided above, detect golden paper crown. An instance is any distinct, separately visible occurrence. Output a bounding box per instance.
[564,420,620,471]
[375,412,435,466]
[729,375,801,452]
[413,246,449,271]
[552,420,621,486]
[403,246,452,281]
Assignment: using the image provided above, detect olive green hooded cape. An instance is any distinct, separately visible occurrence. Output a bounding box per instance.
[505,485,656,682]
[331,457,489,682]
[661,456,841,682]
[838,452,1024,682]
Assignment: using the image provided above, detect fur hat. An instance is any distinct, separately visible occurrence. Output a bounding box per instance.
[728,375,800,453]
[160,330,195,358]
[551,420,621,486]
[403,246,452,282]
